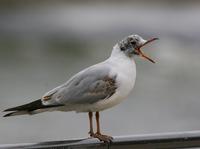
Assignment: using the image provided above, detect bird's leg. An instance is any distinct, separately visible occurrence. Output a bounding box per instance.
[93,112,113,143]
[96,111,101,134]
[88,112,94,137]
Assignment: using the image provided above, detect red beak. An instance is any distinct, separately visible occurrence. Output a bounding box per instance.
[136,38,158,63]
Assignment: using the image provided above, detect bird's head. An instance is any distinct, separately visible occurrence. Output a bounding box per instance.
[119,34,158,63]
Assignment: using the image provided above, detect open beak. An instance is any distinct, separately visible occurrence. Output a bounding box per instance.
[136,38,159,63]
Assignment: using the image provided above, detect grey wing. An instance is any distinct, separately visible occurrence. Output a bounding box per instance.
[42,65,117,105]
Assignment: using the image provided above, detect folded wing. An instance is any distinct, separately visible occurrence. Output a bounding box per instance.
[42,64,117,105]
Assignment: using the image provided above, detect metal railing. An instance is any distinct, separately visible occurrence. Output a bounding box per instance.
[2,131,200,149]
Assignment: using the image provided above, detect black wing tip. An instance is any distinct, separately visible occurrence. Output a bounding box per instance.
[3,108,15,112]
[3,112,16,117]
[3,105,25,112]
[3,99,65,117]
[3,99,42,112]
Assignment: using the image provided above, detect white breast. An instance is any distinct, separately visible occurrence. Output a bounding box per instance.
[93,52,136,111]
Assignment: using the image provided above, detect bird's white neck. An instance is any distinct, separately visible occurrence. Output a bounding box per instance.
[110,44,123,58]
[107,44,136,75]
[109,44,135,62]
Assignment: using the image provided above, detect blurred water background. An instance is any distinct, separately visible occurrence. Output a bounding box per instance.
[0,0,200,144]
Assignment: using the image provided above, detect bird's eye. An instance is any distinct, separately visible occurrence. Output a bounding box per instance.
[131,41,136,45]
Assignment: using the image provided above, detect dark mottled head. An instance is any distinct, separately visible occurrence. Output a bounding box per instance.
[119,34,158,63]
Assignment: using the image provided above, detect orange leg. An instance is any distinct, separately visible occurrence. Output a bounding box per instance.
[88,112,94,136]
[96,111,101,134]
[88,111,113,143]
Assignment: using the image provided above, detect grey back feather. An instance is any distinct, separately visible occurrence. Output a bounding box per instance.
[43,63,117,105]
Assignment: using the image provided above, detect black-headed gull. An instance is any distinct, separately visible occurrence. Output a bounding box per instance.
[3,34,158,142]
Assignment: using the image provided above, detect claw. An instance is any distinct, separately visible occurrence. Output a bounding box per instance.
[90,132,113,143]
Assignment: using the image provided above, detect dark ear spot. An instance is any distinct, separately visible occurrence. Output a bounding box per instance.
[120,46,126,51]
